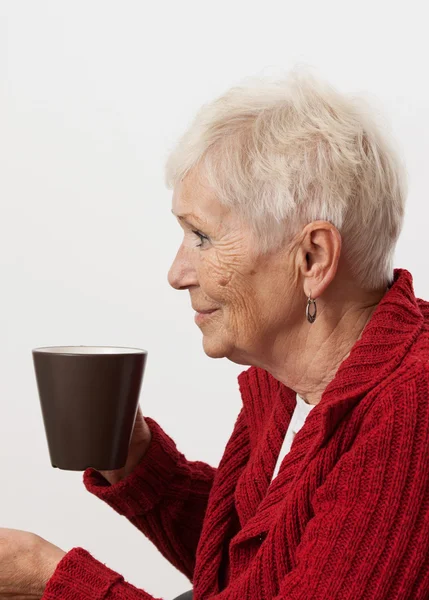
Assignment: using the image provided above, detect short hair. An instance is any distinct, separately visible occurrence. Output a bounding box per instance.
[164,69,407,290]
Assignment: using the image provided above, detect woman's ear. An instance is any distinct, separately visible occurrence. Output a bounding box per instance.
[300,221,342,298]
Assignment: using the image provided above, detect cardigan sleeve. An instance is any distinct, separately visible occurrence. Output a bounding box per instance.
[43,411,247,600]
[83,417,215,580]
[42,547,163,599]
[270,364,429,599]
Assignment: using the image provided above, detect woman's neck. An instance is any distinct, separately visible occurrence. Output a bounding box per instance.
[261,291,384,406]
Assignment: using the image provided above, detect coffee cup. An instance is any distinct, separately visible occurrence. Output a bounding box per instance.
[32,346,147,471]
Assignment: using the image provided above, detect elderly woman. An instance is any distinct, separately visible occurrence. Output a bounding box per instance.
[1,70,429,600]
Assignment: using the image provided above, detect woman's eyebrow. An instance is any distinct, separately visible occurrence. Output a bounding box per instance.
[171,209,204,226]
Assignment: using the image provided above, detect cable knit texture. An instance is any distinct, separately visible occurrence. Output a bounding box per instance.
[43,268,429,599]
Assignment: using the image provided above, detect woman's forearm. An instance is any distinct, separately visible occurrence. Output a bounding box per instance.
[84,418,215,579]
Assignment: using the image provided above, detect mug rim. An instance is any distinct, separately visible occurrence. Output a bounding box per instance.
[32,345,147,356]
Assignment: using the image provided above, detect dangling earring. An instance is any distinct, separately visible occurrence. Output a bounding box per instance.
[306,291,317,324]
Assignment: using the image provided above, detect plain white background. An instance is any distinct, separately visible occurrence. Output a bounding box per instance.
[1,1,429,598]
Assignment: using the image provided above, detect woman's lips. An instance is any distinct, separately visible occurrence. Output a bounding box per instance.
[194,309,218,324]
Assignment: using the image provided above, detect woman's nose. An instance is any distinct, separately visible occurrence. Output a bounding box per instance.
[168,245,198,290]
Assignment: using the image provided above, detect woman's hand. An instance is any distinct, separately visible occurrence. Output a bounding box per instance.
[97,405,152,485]
[0,528,65,599]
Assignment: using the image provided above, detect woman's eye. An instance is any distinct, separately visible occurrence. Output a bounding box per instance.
[192,230,209,247]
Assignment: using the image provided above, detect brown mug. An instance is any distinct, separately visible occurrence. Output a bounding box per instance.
[32,346,147,471]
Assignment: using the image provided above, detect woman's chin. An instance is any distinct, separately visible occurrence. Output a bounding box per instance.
[202,334,231,360]
[201,335,249,365]
[202,340,226,359]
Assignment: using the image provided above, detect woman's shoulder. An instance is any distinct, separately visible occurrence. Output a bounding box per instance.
[403,302,429,370]
[360,354,429,434]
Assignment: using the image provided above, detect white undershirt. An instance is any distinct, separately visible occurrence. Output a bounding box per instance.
[271,393,315,482]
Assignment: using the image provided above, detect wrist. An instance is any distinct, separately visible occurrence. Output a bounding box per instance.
[100,431,152,485]
[35,536,67,595]
[124,439,152,476]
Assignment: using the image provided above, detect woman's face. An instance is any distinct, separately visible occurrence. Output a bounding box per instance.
[168,169,300,365]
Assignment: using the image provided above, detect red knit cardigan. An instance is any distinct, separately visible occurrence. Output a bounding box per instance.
[43,268,429,599]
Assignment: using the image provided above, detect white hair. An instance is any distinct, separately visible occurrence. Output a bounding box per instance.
[164,69,407,290]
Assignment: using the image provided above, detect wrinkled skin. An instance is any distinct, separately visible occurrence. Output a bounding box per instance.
[168,168,304,365]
